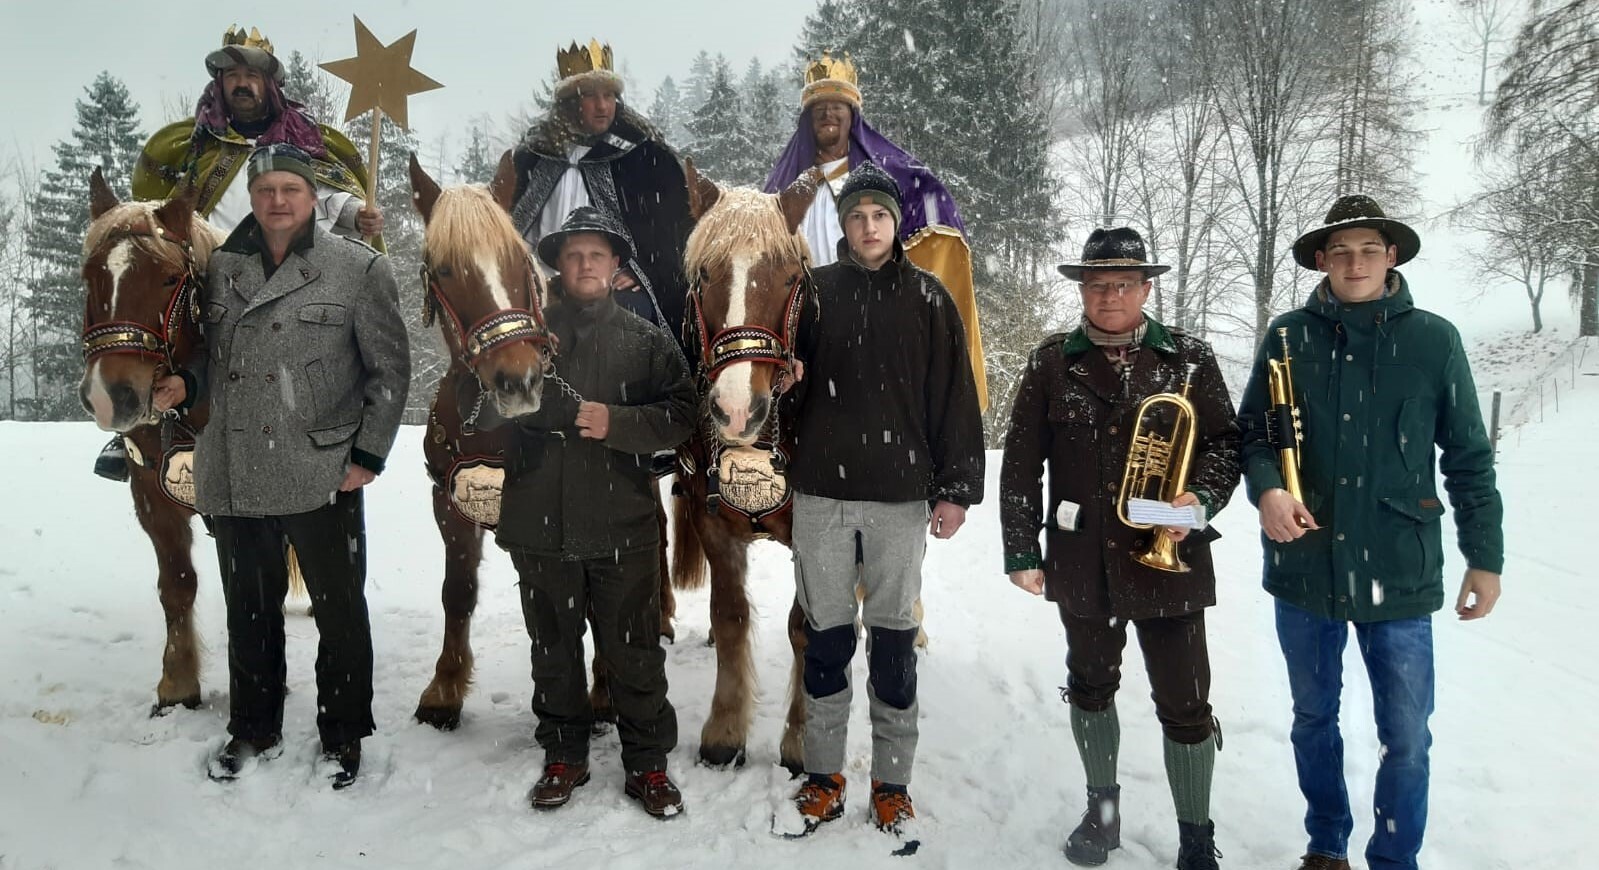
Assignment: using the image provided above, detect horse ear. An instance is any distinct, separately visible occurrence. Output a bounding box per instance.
[684,157,721,220]
[778,167,823,235]
[89,167,120,219]
[488,149,518,212]
[408,151,441,222]
[152,184,198,243]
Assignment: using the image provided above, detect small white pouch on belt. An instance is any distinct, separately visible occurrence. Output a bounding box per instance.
[1055,500,1082,532]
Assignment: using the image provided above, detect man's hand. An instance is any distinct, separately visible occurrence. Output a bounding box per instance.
[357,206,384,238]
[612,268,639,291]
[1455,568,1501,621]
[152,374,187,412]
[1260,488,1318,543]
[576,401,610,439]
[929,500,966,540]
[339,464,376,492]
[1009,568,1045,596]
[1163,491,1201,542]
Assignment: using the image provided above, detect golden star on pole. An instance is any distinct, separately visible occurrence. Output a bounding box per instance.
[319,15,442,131]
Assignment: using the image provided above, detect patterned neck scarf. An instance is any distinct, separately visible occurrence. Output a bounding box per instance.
[1083,318,1146,373]
[193,72,327,158]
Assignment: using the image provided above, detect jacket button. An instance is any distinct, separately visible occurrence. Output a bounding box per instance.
[228,372,240,381]
[1342,413,1351,421]
[1338,477,1348,485]
[272,322,282,331]
[1345,354,1354,361]
[1107,425,1119,435]
[262,425,272,434]
[265,373,277,383]
[1107,540,1117,549]
[1105,483,1116,493]
[1336,532,1346,541]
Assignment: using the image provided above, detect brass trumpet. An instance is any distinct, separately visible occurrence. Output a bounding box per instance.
[1266,327,1305,506]
[1118,363,1200,573]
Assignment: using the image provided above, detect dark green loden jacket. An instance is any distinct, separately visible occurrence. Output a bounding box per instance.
[1237,272,1504,623]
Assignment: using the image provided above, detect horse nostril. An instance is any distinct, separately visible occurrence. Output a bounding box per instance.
[109,382,140,417]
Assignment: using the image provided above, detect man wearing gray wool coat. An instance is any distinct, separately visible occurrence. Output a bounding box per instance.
[154,143,410,790]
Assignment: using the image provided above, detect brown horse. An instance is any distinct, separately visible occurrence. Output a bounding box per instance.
[406,152,676,730]
[670,162,819,771]
[78,169,221,714]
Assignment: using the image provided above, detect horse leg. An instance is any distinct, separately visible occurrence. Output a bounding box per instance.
[696,513,755,768]
[131,471,201,715]
[779,595,808,776]
[415,484,482,730]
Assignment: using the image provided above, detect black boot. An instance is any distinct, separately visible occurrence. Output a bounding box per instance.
[318,740,362,791]
[1064,785,1120,866]
[94,435,129,482]
[1176,820,1221,869]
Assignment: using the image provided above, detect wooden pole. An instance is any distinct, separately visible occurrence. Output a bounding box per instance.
[366,106,383,211]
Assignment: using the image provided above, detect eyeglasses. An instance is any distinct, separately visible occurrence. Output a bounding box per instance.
[1080,280,1146,297]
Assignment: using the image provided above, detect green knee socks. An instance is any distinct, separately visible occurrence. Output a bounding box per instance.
[1163,734,1216,825]
[1069,704,1120,789]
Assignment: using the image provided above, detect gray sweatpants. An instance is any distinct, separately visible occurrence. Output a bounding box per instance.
[792,492,927,785]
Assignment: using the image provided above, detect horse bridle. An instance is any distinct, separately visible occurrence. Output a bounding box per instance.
[420,254,556,371]
[682,269,809,383]
[80,225,202,381]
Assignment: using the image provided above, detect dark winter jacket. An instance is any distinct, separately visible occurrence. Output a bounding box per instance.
[494,296,695,559]
[1000,317,1240,620]
[786,241,986,507]
[509,106,693,348]
[1237,273,1504,623]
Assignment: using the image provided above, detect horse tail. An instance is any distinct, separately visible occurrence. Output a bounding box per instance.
[286,544,308,601]
[670,485,707,591]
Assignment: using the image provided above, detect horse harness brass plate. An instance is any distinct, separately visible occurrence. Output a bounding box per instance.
[159,446,197,510]
[447,457,505,530]
[714,444,790,519]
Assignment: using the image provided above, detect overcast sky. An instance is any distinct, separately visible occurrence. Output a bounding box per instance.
[0,0,818,179]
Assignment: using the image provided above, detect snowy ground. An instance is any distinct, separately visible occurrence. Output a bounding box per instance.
[0,352,1592,870]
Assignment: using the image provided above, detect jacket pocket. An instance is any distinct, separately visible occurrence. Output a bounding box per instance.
[297,302,347,326]
[1396,398,1432,473]
[307,420,360,447]
[1376,494,1445,587]
[204,303,229,359]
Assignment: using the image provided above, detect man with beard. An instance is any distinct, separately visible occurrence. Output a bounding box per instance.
[99,25,383,480]
[764,54,986,410]
[508,40,694,344]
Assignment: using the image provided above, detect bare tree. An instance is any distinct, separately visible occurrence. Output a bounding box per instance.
[1452,155,1567,332]
[1059,0,1155,226]
[1455,0,1518,105]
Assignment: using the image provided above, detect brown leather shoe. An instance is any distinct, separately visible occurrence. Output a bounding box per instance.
[528,761,590,809]
[1296,854,1352,870]
[625,769,685,818]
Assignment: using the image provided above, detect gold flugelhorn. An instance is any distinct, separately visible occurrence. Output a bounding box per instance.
[1117,362,1200,573]
[1266,326,1305,506]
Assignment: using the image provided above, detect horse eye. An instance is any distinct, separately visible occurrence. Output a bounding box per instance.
[436,265,453,279]
[163,276,179,287]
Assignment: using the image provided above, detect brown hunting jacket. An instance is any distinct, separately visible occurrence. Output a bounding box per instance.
[999,317,1240,620]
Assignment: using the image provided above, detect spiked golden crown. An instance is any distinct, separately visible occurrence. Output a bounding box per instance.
[557,40,615,80]
[221,25,274,56]
[801,52,862,110]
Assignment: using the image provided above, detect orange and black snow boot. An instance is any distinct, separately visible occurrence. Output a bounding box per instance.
[871,780,916,834]
[794,772,847,832]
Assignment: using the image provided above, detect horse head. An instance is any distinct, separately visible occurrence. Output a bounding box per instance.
[410,150,553,418]
[79,169,220,432]
[683,159,818,446]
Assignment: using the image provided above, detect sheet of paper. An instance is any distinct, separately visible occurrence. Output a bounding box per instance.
[1126,498,1207,529]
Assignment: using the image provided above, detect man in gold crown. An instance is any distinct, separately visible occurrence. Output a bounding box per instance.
[93,26,384,481]
[133,26,381,240]
[510,41,693,344]
[764,54,987,410]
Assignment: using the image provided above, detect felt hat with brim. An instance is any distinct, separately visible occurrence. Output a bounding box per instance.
[1291,194,1420,269]
[205,26,284,84]
[537,206,633,271]
[1056,226,1170,281]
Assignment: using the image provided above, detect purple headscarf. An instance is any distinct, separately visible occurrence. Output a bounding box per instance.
[763,110,966,240]
[194,72,328,158]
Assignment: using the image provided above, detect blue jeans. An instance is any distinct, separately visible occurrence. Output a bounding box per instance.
[1274,599,1435,870]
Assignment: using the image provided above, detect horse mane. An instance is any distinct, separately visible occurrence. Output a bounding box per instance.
[82,202,223,274]
[684,186,811,276]
[423,184,530,268]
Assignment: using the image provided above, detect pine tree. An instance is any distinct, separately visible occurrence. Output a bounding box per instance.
[23,71,144,419]
[684,57,758,185]
[281,50,343,127]
[455,125,497,185]
[746,69,791,176]
[794,0,866,67]
[648,76,687,144]
[683,51,716,113]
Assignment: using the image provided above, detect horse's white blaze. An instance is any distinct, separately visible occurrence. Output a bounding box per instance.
[474,251,514,312]
[714,253,757,436]
[85,360,116,429]
[106,239,135,315]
